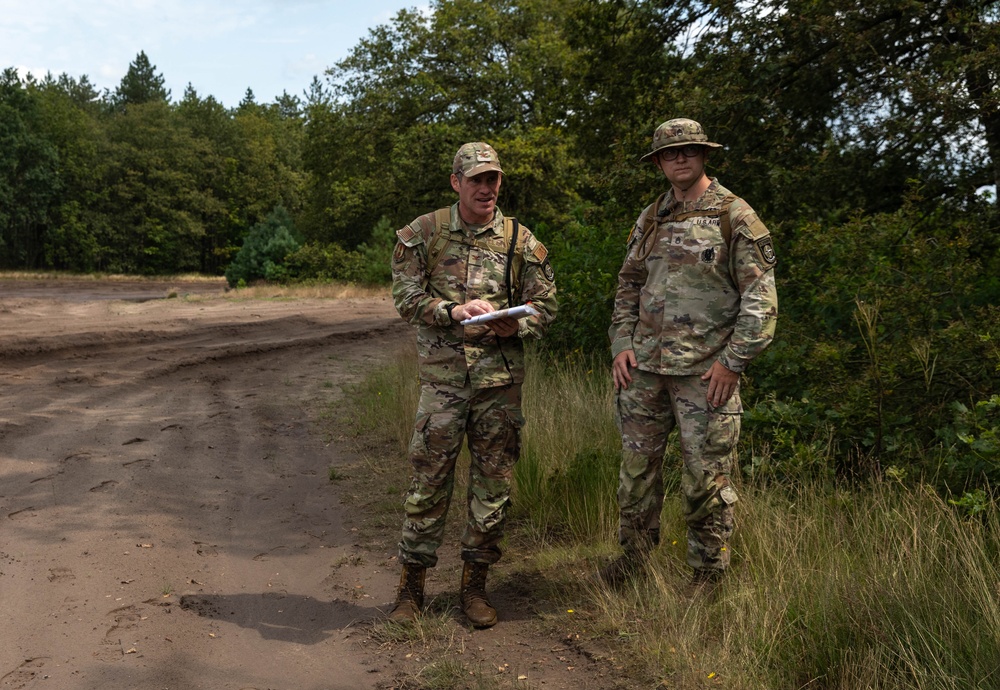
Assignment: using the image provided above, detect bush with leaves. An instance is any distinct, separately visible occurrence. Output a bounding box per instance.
[224,206,300,287]
[353,216,397,284]
[283,242,363,283]
[744,191,1000,490]
[539,206,624,356]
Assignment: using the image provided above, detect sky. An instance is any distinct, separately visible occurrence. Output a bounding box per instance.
[0,0,426,107]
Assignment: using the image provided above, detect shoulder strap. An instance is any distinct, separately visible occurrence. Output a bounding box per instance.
[504,217,519,308]
[423,208,452,280]
[661,193,740,246]
[635,192,669,261]
[718,194,738,247]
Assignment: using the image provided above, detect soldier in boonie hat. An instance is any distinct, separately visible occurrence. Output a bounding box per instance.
[453,142,504,177]
[639,118,723,162]
[601,117,778,595]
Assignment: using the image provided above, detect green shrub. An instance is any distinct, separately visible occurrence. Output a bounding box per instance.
[284,241,363,282]
[353,216,396,285]
[540,207,624,356]
[224,206,300,287]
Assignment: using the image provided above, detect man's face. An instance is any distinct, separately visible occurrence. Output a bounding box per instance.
[655,145,707,189]
[451,170,502,224]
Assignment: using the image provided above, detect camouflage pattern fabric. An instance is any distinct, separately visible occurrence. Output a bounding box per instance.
[391,201,556,567]
[609,178,777,375]
[398,381,524,568]
[639,118,722,161]
[393,203,557,389]
[615,369,740,571]
[609,177,777,572]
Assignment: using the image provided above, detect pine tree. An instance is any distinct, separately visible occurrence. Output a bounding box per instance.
[112,51,169,110]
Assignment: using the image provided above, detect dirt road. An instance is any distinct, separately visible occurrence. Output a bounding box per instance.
[0,280,404,689]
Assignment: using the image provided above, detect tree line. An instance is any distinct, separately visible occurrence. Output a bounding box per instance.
[2,0,998,493]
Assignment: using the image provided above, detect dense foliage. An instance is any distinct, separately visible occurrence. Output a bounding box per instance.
[2,0,998,491]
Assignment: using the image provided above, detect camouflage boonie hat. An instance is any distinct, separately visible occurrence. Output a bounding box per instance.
[640,118,722,162]
[453,142,504,177]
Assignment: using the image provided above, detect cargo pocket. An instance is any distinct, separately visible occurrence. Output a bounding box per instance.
[407,412,432,466]
[705,392,742,470]
[502,407,525,468]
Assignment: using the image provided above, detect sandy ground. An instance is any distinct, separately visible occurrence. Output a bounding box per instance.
[0,279,636,690]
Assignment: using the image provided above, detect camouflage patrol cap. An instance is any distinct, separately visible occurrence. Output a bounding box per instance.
[453,142,504,177]
[640,118,722,162]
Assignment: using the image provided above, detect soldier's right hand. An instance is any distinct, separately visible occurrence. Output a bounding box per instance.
[612,350,637,391]
[452,299,495,322]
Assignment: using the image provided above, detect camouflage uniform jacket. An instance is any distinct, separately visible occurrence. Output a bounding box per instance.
[609,179,777,375]
[392,203,557,389]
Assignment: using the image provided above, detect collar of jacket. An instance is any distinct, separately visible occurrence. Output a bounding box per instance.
[450,202,505,238]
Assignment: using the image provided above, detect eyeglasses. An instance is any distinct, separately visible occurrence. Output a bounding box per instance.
[658,144,704,161]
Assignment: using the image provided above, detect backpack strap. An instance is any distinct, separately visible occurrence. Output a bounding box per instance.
[423,208,452,280]
[668,193,739,245]
[504,217,519,308]
[634,192,669,261]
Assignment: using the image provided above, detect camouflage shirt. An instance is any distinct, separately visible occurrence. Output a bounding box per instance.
[609,179,777,375]
[392,203,557,389]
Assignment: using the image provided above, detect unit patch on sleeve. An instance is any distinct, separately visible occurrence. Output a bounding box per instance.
[755,236,777,268]
[543,260,554,281]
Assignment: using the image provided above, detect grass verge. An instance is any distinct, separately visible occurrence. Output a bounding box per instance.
[336,345,1000,689]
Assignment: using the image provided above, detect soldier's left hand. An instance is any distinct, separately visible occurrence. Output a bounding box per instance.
[702,361,739,408]
[488,317,518,338]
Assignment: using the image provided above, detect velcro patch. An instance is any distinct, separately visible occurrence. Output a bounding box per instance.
[532,243,548,263]
[742,217,770,240]
[396,225,417,243]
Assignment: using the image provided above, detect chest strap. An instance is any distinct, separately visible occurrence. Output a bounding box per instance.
[635,193,738,261]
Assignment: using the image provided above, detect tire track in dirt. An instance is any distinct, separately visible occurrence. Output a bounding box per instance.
[0,290,405,689]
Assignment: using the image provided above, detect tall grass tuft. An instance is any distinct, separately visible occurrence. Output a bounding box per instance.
[600,481,1000,688]
[341,341,419,458]
[515,351,622,544]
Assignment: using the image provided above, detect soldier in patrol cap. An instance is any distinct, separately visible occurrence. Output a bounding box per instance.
[389,142,557,627]
[602,118,778,593]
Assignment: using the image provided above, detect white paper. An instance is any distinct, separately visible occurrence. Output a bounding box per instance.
[460,303,539,326]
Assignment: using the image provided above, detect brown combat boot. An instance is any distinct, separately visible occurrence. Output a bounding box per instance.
[388,564,426,622]
[460,562,497,628]
[687,567,724,599]
[597,550,647,588]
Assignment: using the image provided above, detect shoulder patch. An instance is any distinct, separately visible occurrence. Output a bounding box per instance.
[754,236,777,268]
[395,225,424,247]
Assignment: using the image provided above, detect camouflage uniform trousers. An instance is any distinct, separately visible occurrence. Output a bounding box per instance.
[615,367,741,571]
[398,380,524,569]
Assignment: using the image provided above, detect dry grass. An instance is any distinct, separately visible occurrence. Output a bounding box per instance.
[340,347,1000,689]
[0,270,223,282]
[0,271,389,302]
[226,282,389,300]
